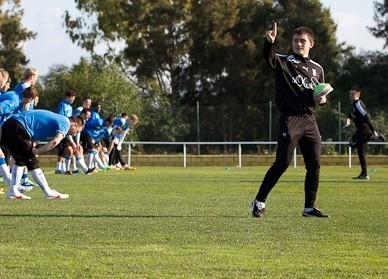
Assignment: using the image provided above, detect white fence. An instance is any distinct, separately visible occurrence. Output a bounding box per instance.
[123,141,387,168]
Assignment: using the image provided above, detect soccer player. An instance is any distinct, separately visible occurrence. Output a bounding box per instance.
[72,108,95,174]
[251,23,329,218]
[73,96,92,116]
[55,90,76,174]
[56,89,76,117]
[81,116,115,170]
[12,67,40,186]
[12,66,39,109]
[0,68,10,93]
[90,102,102,120]
[107,126,124,168]
[1,76,12,94]
[346,87,385,179]
[110,113,139,170]
[0,109,84,199]
[0,86,38,190]
[0,89,21,187]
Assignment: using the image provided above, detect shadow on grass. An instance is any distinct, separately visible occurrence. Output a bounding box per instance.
[238,179,384,184]
[0,213,249,218]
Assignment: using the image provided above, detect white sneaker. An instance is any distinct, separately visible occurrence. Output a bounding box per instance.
[8,192,31,200]
[18,185,34,194]
[45,190,69,200]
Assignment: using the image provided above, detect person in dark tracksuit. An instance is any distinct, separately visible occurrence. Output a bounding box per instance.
[346,87,384,180]
[252,22,329,218]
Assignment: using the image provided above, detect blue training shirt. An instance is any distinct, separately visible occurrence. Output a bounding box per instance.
[12,109,70,141]
[13,82,34,110]
[73,106,83,116]
[113,117,129,130]
[84,118,111,142]
[56,100,73,117]
[0,91,20,126]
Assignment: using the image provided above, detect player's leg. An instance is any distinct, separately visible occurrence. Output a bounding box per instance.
[63,145,73,175]
[252,114,300,217]
[298,119,329,218]
[355,141,369,179]
[73,146,95,174]
[2,120,33,199]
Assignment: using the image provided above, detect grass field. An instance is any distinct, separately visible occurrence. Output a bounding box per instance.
[0,166,387,278]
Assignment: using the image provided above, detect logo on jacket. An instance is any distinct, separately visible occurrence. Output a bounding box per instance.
[287,55,301,64]
[292,75,319,90]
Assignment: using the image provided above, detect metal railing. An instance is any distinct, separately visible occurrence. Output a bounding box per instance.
[124,141,387,168]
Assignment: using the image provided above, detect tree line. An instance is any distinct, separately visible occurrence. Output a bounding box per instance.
[1,0,387,154]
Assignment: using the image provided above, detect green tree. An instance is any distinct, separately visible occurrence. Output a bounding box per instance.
[135,81,190,144]
[0,0,36,84]
[332,51,388,112]
[41,59,142,121]
[368,0,388,49]
[64,0,346,143]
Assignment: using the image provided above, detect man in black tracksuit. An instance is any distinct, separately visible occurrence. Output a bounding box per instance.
[346,87,384,180]
[252,23,329,218]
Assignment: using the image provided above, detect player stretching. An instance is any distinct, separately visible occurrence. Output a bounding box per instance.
[0,110,84,199]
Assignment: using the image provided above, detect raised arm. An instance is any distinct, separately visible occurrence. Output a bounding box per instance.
[265,22,277,43]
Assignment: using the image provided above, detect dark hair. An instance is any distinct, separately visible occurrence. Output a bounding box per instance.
[65,90,76,97]
[81,108,91,114]
[114,126,123,132]
[22,85,38,99]
[292,27,315,41]
[92,102,101,109]
[351,86,361,93]
[69,115,84,126]
[105,116,114,124]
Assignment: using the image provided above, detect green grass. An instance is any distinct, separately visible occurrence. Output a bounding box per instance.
[0,166,387,278]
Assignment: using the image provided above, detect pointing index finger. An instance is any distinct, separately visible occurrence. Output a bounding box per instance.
[273,22,277,33]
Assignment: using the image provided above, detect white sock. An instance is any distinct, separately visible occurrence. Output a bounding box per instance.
[94,153,106,169]
[30,168,53,196]
[65,155,72,172]
[255,200,265,210]
[87,152,95,169]
[0,159,11,186]
[61,162,66,172]
[56,162,62,171]
[304,208,314,213]
[72,156,78,171]
[76,156,89,173]
[11,165,25,194]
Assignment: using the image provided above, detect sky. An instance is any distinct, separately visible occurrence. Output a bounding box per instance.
[17,0,387,76]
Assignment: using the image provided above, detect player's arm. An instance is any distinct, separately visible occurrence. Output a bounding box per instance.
[32,132,65,156]
[262,22,278,69]
[355,102,375,131]
[117,128,129,148]
[66,134,77,150]
[107,138,116,155]
[74,132,81,145]
[265,22,277,43]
